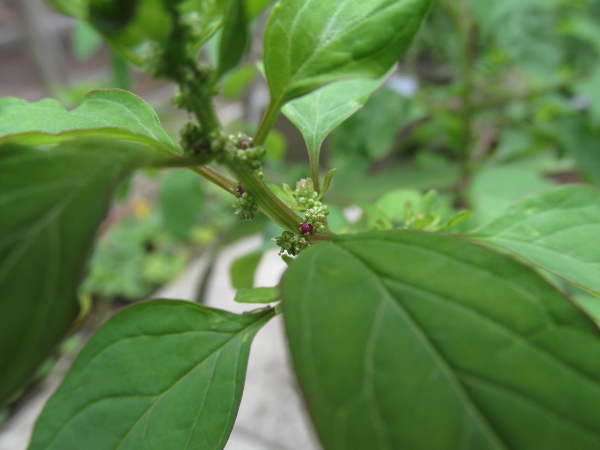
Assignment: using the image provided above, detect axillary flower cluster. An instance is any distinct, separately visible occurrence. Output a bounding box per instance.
[275,178,329,256]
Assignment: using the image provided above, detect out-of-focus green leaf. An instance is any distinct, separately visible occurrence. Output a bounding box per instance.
[0,89,180,155]
[222,65,260,100]
[329,87,413,166]
[0,140,157,405]
[468,166,554,225]
[235,286,280,304]
[29,301,274,450]
[470,185,600,296]
[73,20,103,61]
[230,250,264,289]
[245,0,273,19]
[159,170,204,238]
[218,0,249,77]
[283,230,600,450]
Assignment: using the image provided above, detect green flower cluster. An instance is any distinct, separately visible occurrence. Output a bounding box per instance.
[233,189,258,221]
[228,133,266,170]
[274,178,330,256]
[294,179,329,234]
[275,231,310,256]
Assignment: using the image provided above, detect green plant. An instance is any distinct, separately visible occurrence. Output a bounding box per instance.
[1,0,600,449]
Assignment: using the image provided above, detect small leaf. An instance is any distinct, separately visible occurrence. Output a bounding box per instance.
[235,286,280,304]
[263,0,433,105]
[470,185,600,296]
[217,0,250,77]
[159,170,204,238]
[230,250,265,290]
[29,300,274,450]
[283,230,600,450]
[282,71,391,188]
[0,140,157,404]
[0,89,180,155]
[320,168,336,196]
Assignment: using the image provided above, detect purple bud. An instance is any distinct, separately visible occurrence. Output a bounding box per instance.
[237,184,244,196]
[300,222,314,235]
[238,139,252,149]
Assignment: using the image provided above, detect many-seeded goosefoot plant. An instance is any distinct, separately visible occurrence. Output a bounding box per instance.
[2,0,600,449]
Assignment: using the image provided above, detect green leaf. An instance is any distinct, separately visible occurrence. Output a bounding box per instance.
[29,300,274,450]
[217,0,250,77]
[235,286,280,304]
[230,250,264,290]
[263,0,433,106]
[283,230,600,450]
[282,70,391,188]
[0,140,157,405]
[0,89,180,155]
[159,170,205,238]
[469,185,600,296]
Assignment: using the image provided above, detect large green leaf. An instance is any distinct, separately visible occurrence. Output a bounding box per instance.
[0,140,158,405]
[0,89,180,155]
[263,0,433,106]
[283,230,600,450]
[282,70,391,188]
[29,300,274,450]
[469,185,600,296]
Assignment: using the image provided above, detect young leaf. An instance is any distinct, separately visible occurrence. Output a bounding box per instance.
[263,0,433,106]
[283,230,600,450]
[0,89,180,155]
[469,185,600,296]
[0,140,157,405]
[282,70,391,189]
[217,0,250,78]
[159,170,205,238]
[29,301,274,450]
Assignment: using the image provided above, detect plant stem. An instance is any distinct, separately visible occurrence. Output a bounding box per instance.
[192,166,237,194]
[187,84,222,134]
[230,166,302,232]
[254,99,281,146]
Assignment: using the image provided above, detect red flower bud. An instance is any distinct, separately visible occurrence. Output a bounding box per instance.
[300,222,314,235]
[238,139,252,149]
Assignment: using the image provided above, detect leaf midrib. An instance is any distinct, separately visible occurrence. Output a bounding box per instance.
[332,242,509,449]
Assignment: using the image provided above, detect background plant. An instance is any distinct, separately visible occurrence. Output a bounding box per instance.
[1,0,600,449]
